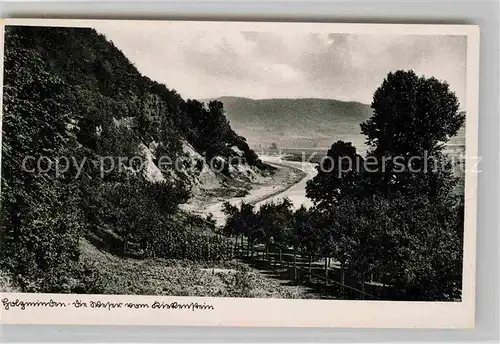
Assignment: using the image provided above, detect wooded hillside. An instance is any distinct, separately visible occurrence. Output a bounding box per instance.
[0,26,266,293]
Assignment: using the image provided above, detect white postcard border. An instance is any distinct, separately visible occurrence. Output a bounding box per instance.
[0,19,480,329]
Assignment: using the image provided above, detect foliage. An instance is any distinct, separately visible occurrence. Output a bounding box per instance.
[222,202,260,244]
[0,26,264,292]
[323,193,463,300]
[257,199,294,249]
[0,29,84,292]
[1,26,465,301]
[311,70,464,300]
[292,206,321,260]
[360,70,464,198]
[355,71,464,299]
[184,99,262,168]
[0,269,19,292]
[222,199,297,255]
[300,70,464,300]
[306,140,365,208]
[361,70,463,156]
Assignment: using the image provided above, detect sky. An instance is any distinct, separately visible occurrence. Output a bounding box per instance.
[93,22,467,108]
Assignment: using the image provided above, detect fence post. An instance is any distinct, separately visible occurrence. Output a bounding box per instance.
[324,258,328,286]
[361,274,366,300]
[293,251,297,280]
[341,262,345,297]
[308,256,312,282]
[266,244,270,267]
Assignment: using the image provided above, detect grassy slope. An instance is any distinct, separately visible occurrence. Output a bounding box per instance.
[80,240,304,298]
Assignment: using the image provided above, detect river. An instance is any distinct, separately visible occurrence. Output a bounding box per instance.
[181,154,318,226]
[255,155,318,210]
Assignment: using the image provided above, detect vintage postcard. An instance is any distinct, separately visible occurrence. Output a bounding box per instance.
[0,19,479,328]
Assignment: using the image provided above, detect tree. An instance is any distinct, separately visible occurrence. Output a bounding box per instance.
[329,195,393,298]
[306,141,365,208]
[318,192,462,300]
[352,70,465,300]
[379,193,463,301]
[0,27,84,292]
[185,100,231,155]
[360,70,464,198]
[257,199,293,264]
[302,70,465,300]
[292,206,321,281]
[222,202,260,255]
[361,70,463,157]
[290,207,306,278]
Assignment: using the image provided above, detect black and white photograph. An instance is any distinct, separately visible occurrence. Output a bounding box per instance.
[0,19,479,327]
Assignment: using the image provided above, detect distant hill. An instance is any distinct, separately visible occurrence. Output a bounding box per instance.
[208,96,374,151]
[207,97,466,155]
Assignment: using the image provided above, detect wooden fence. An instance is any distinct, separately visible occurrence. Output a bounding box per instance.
[225,238,385,300]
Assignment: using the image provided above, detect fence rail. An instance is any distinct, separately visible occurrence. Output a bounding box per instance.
[226,238,383,300]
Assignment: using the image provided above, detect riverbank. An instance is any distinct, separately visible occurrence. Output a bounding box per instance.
[254,157,318,210]
[181,160,308,226]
